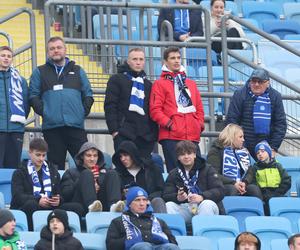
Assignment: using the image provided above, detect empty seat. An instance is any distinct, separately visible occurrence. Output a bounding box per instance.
[86,211,120,235]
[0,192,4,209]
[269,197,300,233]
[270,239,289,250]
[243,18,260,34]
[185,48,218,70]
[176,235,213,250]
[284,34,300,40]
[285,68,300,86]
[284,3,300,23]
[32,210,81,232]
[242,2,283,25]
[154,213,187,236]
[19,231,40,250]
[73,233,106,250]
[218,237,235,250]
[11,209,28,232]
[0,168,15,205]
[192,215,239,250]
[223,196,264,231]
[261,20,300,39]
[245,216,292,250]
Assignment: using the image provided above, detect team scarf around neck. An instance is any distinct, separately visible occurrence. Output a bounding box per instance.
[178,168,201,194]
[27,160,52,198]
[162,64,196,114]
[0,232,26,250]
[125,72,145,116]
[249,89,271,135]
[222,147,250,181]
[122,214,169,250]
[9,67,26,124]
[174,8,190,35]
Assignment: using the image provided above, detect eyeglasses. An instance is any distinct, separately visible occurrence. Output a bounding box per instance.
[250,79,267,85]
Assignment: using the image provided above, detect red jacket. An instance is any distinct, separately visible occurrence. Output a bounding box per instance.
[150,71,204,142]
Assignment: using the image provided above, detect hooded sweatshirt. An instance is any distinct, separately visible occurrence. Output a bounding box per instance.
[234,232,261,250]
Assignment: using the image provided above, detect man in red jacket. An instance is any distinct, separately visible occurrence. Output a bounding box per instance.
[150,47,204,172]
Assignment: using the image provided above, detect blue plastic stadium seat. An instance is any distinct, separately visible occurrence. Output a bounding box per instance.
[73,233,106,250]
[284,34,300,40]
[185,48,218,69]
[154,213,187,236]
[223,196,264,232]
[245,216,292,250]
[0,168,15,205]
[176,235,213,250]
[0,192,4,209]
[218,238,235,250]
[284,3,300,23]
[86,211,120,235]
[192,215,239,250]
[151,153,164,173]
[32,210,81,232]
[11,209,28,232]
[269,197,300,233]
[243,18,260,34]
[19,231,40,250]
[270,239,289,250]
[261,20,300,39]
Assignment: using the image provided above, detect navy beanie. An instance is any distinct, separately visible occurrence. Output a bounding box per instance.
[0,209,15,228]
[255,140,272,160]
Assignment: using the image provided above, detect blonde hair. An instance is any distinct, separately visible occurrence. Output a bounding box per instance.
[219,123,243,147]
[237,232,259,245]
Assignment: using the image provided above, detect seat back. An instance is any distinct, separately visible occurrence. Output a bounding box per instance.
[0,192,4,209]
[0,168,15,204]
[223,196,264,231]
[245,216,292,250]
[261,20,300,39]
[284,3,300,23]
[86,211,120,235]
[269,197,300,233]
[11,209,28,232]
[154,213,187,236]
[176,236,213,250]
[32,210,81,232]
[19,231,40,250]
[192,215,239,250]
[73,233,106,250]
[218,238,235,250]
[270,239,289,250]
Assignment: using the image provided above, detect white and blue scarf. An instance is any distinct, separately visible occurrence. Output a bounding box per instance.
[250,90,271,135]
[174,8,190,35]
[122,214,169,250]
[9,67,26,124]
[178,168,201,194]
[27,160,52,198]
[222,147,250,181]
[126,72,145,116]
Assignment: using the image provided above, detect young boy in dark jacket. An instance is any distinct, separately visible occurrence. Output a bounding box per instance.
[34,209,83,250]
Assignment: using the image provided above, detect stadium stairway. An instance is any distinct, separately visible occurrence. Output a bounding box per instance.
[0,0,107,113]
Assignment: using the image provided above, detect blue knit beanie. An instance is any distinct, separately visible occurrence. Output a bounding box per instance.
[255,140,272,160]
[125,186,149,211]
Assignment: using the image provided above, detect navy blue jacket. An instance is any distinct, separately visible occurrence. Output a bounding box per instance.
[226,82,287,158]
[158,7,203,41]
[29,59,93,130]
[0,69,29,132]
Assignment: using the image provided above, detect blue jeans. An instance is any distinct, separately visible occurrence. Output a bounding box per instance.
[130,242,180,250]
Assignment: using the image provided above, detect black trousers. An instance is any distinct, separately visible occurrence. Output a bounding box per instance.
[72,169,122,212]
[0,132,24,168]
[43,126,88,170]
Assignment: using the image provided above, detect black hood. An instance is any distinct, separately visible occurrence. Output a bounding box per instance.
[234,232,261,250]
[117,61,146,78]
[75,142,104,169]
[112,141,143,172]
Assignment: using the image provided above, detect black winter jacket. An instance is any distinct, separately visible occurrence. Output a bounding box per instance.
[104,62,157,142]
[112,141,165,200]
[10,160,61,209]
[106,211,177,250]
[163,157,224,211]
[34,226,83,250]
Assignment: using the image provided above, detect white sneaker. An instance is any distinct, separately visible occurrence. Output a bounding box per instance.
[88,200,103,212]
[110,200,125,212]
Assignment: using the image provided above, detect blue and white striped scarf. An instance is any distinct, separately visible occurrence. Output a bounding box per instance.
[27,160,52,198]
[122,214,169,250]
[9,67,26,124]
[126,72,145,116]
[250,90,271,135]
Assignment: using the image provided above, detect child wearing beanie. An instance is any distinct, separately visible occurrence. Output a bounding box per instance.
[247,141,291,214]
[34,209,83,250]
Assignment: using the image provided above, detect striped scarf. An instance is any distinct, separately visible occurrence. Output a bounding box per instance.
[27,160,52,198]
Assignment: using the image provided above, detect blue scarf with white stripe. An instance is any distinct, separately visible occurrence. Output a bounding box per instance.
[250,90,271,135]
[27,160,52,198]
[125,72,145,116]
[9,67,26,124]
[122,213,169,250]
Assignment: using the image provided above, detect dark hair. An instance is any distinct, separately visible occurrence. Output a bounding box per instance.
[29,138,48,152]
[288,234,300,246]
[163,47,181,61]
[210,0,225,7]
[175,141,197,157]
[0,46,13,54]
[47,36,65,45]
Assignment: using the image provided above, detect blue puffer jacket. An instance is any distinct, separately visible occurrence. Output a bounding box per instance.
[0,70,29,132]
[226,81,287,158]
[29,59,93,130]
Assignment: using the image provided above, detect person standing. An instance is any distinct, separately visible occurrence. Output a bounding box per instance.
[226,68,287,159]
[150,47,205,172]
[104,48,157,160]
[0,46,29,168]
[29,36,94,169]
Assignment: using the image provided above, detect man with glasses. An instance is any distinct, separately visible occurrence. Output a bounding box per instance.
[226,68,286,159]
